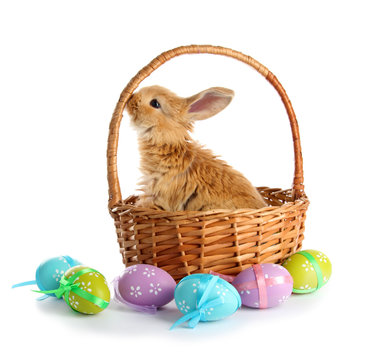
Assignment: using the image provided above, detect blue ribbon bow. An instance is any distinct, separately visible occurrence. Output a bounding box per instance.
[170,275,225,330]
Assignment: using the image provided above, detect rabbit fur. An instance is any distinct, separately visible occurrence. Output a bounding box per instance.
[127,85,266,212]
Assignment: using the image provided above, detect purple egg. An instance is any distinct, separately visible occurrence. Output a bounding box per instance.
[232,264,293,309]
[114,264,176,312]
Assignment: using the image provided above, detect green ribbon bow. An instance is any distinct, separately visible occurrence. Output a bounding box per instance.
[33,267,109,311]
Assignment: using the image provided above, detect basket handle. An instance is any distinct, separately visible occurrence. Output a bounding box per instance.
[107,45,304,210]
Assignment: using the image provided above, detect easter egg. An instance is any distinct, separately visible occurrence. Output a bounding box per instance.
[36,256,81,294]
[282,250,332,293]
[114,264,176,313]
[231,264,293,309]
[171,274,241,329]
[12,255,81,296]
[63,265,110,314]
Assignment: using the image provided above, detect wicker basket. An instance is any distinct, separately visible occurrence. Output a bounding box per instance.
[107,45,309,282]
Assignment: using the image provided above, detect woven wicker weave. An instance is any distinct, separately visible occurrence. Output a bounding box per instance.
[107,45,309,281]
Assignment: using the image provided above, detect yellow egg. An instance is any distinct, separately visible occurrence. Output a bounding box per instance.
[63,265,110,314]
[282,250,332,294]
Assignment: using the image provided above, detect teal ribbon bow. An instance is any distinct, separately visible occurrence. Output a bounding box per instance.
[33,267,109,310]
[12,280,37,288]
[170,275,225,330]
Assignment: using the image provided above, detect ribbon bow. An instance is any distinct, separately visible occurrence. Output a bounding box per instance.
[33,276,81,299]
[33,267,109,310]
[170,275,225,330]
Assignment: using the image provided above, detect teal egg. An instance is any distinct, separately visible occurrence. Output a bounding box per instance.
[35,256,81,295]
[171,274,241,329]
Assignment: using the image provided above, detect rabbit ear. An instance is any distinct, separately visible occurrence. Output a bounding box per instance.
[186,87,234,121]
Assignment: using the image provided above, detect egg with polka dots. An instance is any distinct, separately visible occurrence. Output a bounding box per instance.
[231,264,293,309]
[63,265,110,314]
[282,250,332,294]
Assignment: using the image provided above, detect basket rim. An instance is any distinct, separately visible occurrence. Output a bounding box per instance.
[110,189,309,219]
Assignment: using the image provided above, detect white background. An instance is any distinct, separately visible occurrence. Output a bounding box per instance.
[1,0,366,359]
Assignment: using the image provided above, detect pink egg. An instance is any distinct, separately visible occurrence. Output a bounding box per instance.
[113,264,176,313]
[231,264,293,309]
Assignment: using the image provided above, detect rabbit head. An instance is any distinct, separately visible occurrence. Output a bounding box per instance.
[127,85,234,144]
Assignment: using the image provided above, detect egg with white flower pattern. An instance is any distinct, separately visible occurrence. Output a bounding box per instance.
[171,274,241,329]
[12,255,81,296]
[63,265,110,314]
[231,263,293,309]
[114,264,176,312]
[35,256,81,294]
[282,250,332,294]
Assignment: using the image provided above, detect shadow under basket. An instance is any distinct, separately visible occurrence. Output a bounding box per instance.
[107,45,310,282]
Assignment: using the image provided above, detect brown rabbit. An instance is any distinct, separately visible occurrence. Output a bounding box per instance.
[127,85,266,211]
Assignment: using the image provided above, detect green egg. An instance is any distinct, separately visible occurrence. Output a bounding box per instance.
[63,265,110,314]
[282,250,332,294]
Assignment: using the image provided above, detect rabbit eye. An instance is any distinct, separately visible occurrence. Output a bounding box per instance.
[150,99,161,109]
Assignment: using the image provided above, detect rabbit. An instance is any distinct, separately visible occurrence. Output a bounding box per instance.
[126,85,267,212]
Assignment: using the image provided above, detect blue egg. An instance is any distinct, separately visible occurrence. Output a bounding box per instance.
[170,274,241,329]
[35,256,81,294]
